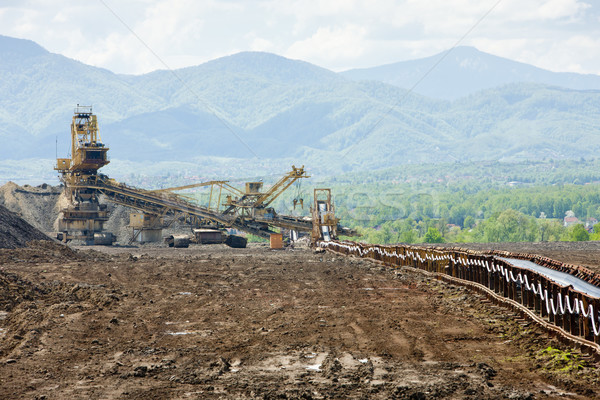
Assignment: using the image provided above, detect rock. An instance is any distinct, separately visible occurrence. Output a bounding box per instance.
[133,365,148,377]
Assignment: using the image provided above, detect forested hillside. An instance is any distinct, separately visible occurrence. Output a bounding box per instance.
[1,35,600,176]
[326,159,600,244]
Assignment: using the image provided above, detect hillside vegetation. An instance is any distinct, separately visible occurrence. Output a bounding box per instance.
[1,35,600,176]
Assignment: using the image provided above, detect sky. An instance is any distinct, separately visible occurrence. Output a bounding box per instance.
[0,0,599,76]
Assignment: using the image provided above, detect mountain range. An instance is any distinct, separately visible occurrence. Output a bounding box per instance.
[1,34,599,178]
[342,46,600,100]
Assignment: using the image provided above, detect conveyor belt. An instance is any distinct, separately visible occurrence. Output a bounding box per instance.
[500,257,600,297]
[73,177,313,238]
[319,240,600,354]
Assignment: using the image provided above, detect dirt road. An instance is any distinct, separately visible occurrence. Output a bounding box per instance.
[1,241,599,399]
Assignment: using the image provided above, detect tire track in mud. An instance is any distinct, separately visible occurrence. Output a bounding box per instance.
[1,243,598,398]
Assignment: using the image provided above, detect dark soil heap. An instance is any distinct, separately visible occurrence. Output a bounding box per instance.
[0,204,50,249]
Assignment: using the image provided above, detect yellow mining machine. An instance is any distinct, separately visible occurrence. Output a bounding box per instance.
[143,167,314,239]
[55,106,350,245]
[55,105,115,244]
[198,166,312,234]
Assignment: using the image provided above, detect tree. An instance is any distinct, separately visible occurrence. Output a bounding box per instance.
[399,230,417,244]
[424,227,444,243]
[463,215,475,229]
[537,219,563,242]
[570,224,589,241]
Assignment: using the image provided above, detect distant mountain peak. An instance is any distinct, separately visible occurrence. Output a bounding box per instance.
[0,35,48,58]
[446,45,484,55]
[341,46,600,99]
[208,50,333,70]
[1,34,600,173]
[188,50,341,84]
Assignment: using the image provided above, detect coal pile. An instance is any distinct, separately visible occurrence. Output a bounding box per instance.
[0,204,50,249]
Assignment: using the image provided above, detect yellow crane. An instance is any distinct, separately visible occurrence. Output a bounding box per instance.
[220,165,308,217]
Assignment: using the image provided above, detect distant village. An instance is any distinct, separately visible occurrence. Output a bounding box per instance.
[563,210,597,232]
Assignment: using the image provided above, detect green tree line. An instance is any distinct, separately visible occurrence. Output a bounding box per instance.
[333,183,600,245]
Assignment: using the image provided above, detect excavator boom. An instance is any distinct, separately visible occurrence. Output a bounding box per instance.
[253,165,309,208]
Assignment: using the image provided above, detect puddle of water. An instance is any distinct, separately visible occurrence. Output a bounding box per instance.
[166,328,206,336]
[306,364,322,371]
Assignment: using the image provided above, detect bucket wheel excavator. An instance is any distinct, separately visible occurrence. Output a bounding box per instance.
[55,106,350,244]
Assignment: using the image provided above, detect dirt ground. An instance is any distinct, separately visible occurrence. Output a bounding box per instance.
[0,241,599,399]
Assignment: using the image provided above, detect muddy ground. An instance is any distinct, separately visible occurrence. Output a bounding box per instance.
[1,241,599,399]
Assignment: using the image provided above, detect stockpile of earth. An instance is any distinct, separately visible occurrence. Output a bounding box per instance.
[0,205,50,249]
[0,182,63,233]
[0,182,192,245]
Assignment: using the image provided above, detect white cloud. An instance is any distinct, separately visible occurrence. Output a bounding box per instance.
[538,0,590,20]
[494,0,591,21]
[286,25,368,69]
[250,37,275,52]
[0,0,599,75]
[51,11,67,23]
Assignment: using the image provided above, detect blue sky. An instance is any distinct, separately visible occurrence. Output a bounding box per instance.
[1,0,599,75]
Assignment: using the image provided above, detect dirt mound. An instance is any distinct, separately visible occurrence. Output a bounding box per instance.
[0,205,50,249]
[0,239,87,264]
[0,182,63,233]
[0,270,42,312]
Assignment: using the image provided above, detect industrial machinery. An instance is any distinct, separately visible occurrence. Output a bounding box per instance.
[312,188,338,242]
[149,168,311,235]
[55,106,350,244]
[55,105,115,244]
